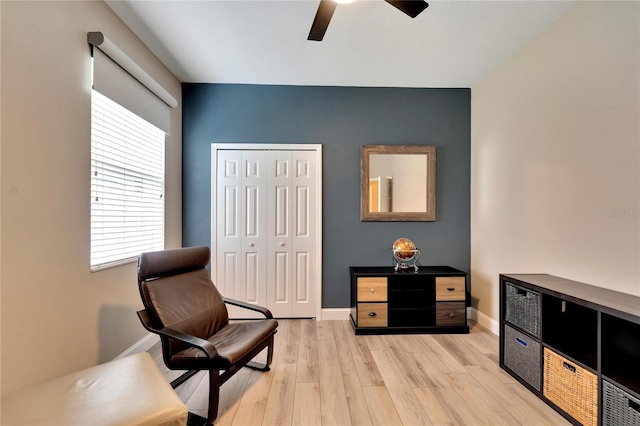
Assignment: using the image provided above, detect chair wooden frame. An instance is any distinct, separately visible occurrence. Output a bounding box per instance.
[137,298,276,426]
[136,246,279,425]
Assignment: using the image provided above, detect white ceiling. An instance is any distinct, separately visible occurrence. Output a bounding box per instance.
[106,0,575,88]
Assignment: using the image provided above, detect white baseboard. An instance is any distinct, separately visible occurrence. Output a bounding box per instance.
[468,307,499,336]
[320,308,351,321]
[116,333,159,360]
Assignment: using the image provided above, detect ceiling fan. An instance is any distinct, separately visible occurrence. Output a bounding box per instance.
[308,0,429,41]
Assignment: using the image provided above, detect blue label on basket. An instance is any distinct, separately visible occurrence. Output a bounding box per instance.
[515,337,528,347]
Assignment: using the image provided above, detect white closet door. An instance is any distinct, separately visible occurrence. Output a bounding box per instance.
[214,145,320,319]
[290,150,317,317]
[266,150,317,318]
[266,151,292,317]
[216,150,268,310]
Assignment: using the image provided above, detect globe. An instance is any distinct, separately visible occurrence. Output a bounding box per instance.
[392,238,417,260]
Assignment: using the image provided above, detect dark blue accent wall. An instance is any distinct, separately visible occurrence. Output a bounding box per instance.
[182,83,470,308]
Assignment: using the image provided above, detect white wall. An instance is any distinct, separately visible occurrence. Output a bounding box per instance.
[471,1,640,326]
[1,1,182,394]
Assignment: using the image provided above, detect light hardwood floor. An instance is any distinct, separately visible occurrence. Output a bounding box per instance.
[148,319,570,425]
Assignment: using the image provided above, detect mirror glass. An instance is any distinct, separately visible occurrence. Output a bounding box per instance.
[361,145,436,221]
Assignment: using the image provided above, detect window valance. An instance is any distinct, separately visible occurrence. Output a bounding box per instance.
[88,32,176,134]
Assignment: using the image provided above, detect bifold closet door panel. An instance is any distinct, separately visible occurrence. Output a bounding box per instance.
[267,150,293,318]
[266,150,318,318]
[290,150,318,318]
[215,150,268,310]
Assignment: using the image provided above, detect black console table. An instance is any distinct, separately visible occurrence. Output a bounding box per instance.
[349,266,469,335]
[499,273,640,426]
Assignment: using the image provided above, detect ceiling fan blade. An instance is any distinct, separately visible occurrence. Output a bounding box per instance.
[308,0,338,41]
[384,0,429,18]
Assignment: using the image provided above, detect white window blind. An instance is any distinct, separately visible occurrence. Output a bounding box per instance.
[91,90,165,271]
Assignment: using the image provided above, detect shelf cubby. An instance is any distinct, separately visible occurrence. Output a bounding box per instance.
[601,313,640,395]
[541,293,598,370]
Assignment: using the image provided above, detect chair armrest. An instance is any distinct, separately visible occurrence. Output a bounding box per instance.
[223,297,274,319]
[137,310,218,359]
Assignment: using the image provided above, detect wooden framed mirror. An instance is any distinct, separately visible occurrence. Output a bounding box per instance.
[361,145,436,221]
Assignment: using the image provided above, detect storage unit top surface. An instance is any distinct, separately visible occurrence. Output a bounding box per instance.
[502,273,640,318]
[351,266,467,276]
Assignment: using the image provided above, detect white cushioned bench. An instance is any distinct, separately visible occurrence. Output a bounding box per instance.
[1,352,188,426]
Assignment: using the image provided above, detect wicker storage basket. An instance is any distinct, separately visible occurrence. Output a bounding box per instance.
[603,380,640,426]
[543,348,598,426]
[505,282,539,337]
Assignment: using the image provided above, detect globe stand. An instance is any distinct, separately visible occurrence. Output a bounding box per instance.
[393,249,420,272]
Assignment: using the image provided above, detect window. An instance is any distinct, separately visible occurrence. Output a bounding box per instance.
[90,90,165,271]
[88,31,175,270]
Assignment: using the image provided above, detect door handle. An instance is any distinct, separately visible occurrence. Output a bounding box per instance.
[279,242,285,247]
[248,243,254,247]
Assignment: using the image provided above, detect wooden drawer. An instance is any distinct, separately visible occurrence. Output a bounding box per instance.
[436,277,465,301]
[436,302,466,326]
[357,277,388,302]
[357,303,388,327]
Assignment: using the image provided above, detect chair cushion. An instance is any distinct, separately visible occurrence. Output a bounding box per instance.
[142,269,229,340]
[138,246,210,282]
[1,353,188,426]
[172,319,278,368]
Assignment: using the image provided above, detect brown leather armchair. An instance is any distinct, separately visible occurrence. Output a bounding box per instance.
[136,246,278,426]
